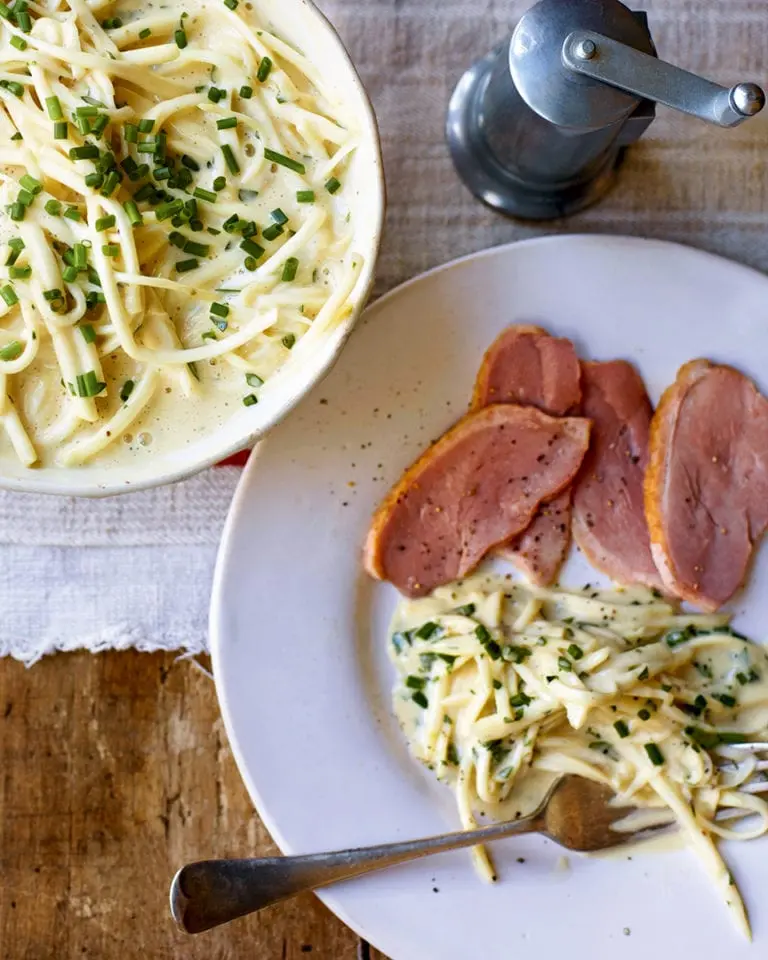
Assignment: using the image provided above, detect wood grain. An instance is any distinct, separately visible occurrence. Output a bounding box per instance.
[0,651,388,960]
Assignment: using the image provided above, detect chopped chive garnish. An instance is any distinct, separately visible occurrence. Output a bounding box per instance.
[8,265,29,279]
[257,56,272,82]
[75,370,105,397]
[264,148,305,174]
[245,372,263,387]
[138,27,151,38]
[168,231,186,249]
[44,199,62,216]
[101,243,120,257]
[281,257,298,282]
[638,708,651,721]
[210,301,229,318]
[53,121,68,139]
[10,35,26,50]
[80,323,96,344]
[223,0,237,8]
[85,172,104,189]
[174,28,187,48]
[412,691,428,709]
[137,118,154,133]
[101,16,122,28]
[282,333,296,349]
[714,693,737,708]
[270,207,288,226]
[213,176,226,191]
[156,199,183,221]
[6,237,23,256]
[201,331,217,342]
[0,285,18,306]
[296,189,315,203]
[0,340,22,360]
[243,393,258,406]
[614,720,630,738]
[183,239,209,257]
[207,86,225,103]
[244,256,257,271]
[153,166,171,181]
[91,115,108,137]
[75,105,99,118]
[216,116,237,130]
[73,243,87,268]
[567,643,583,660]
[120,379,134,402]
[262,223,283,241]
[0,2,10,19]
[239,84,252,99]
[325,176,341,194]
[180,154,200,171]
[19,174,41,195]
[175,258,198,273]
[64,206,81,221]
[8,202,25,221]
[193,186,217,203]
[15,10,30,31]
[644,743,664,766]
[240,238,264,259]
[43,288,62,302]
[124,122,138,143]
[123,200,143,226]
[221,144,240,174]
[70,144,99,160]
[95,214,116,232]
[557,656,572,672]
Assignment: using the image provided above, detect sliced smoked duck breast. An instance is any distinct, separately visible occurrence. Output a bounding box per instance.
[572,360,665,591]
[364,404,591,597]
[645,359,768,611]
[471,325,582,585]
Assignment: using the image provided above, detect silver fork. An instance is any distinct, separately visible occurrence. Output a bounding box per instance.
[169,775,667,934]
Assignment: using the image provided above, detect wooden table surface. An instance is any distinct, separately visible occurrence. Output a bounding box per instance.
[0,650,388,959]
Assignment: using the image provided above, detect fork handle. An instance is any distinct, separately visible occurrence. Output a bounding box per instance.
[171,814,543,933]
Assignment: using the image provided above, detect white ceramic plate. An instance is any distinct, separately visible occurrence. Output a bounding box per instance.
[211,236,768,960]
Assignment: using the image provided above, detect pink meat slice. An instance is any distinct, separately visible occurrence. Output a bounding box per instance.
[471,325,581,585]
[364,404,591,597]
[571,360,664,590]
[646,360,768,611]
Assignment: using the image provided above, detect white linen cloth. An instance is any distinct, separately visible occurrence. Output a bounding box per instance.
[2,0,766,662]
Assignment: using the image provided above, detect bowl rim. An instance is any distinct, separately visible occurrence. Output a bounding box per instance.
[0,0,386,499]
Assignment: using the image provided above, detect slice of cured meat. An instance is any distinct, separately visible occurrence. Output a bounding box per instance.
[645,360,768,611]
[471,325,582,415]
[364,404,591,597]
[495,491,572,584]
[571,360,664,590]
[472,325,582,585]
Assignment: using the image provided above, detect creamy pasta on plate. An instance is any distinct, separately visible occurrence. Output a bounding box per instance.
[390,572,768,937]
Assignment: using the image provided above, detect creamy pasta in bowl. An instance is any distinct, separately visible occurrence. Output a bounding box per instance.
[0,0,384,494]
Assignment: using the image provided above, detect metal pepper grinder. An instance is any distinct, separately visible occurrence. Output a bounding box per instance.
[446,0,765,220]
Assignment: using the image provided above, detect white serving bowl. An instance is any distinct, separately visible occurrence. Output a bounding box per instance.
[0,0,385,497]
